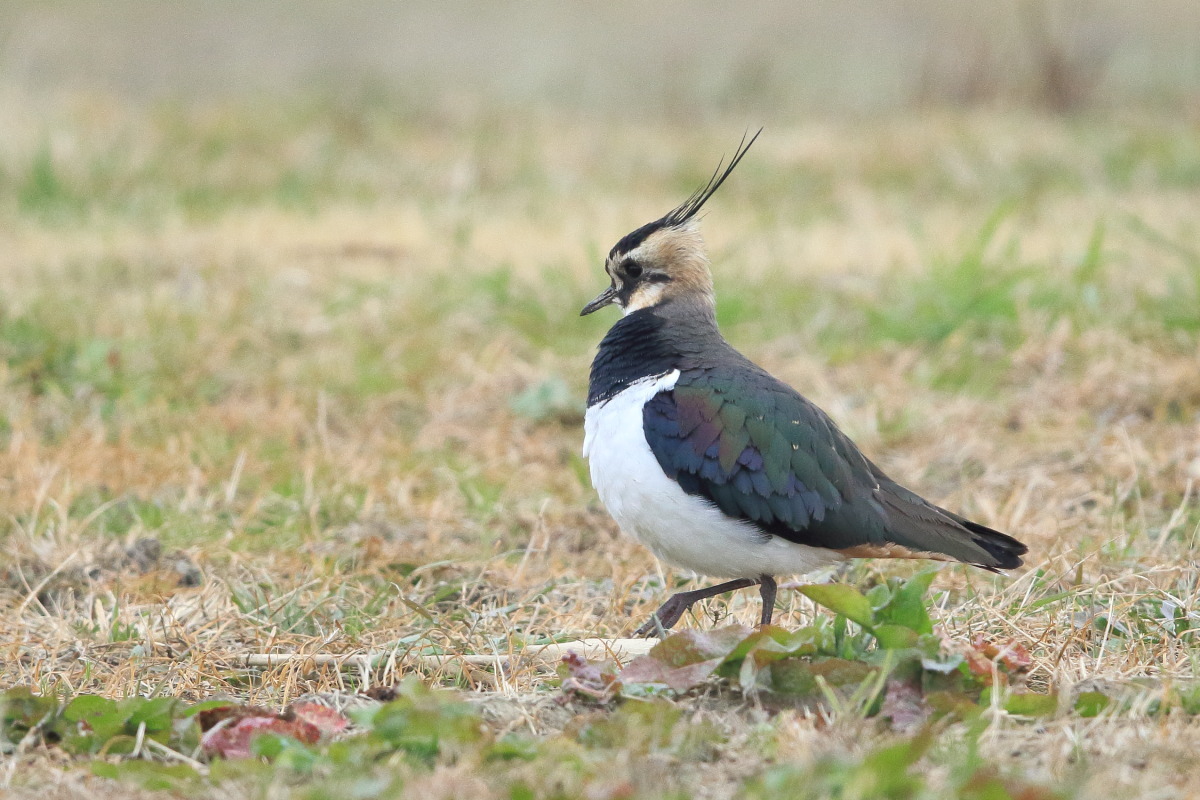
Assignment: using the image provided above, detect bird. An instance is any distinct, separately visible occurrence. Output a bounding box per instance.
[580,131,1028,637]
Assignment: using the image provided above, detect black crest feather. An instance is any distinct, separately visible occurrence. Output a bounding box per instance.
[663,128,762,228]
[609,129,763,258]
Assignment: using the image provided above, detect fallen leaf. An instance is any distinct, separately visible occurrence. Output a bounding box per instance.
[289,702,349,737]
[970,634,1032,674]
[619,653,723,691]
[201,715,320,759]
[559,652,622,703]
[648,626,752,667]
[964,648,997,684]
[195,704,278,733]
[620,627,751,692]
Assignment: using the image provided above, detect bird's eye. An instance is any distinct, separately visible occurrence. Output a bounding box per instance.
[625,261,643,278]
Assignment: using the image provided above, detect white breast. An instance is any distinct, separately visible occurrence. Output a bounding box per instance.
[583,371,844,579]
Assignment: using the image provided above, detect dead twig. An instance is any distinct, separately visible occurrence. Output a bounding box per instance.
[237,638,656,671]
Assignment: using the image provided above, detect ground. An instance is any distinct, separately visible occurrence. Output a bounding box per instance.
[2,14,1200,797]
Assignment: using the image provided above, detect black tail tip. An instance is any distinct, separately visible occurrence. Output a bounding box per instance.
[965,520,1028,571]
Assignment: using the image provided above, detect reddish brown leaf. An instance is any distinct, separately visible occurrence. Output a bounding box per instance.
[969,635,1032,675]
[288,702,349,737]
[195,704,277,733]
[998,642,1033,673]
[964,648,996,684]
[201,716,320,759]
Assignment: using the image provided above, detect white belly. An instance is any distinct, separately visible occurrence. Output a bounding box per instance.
[582,371,844,579]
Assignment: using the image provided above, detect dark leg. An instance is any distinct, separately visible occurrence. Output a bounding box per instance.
[635,578,759,637]
[758,575,777,627]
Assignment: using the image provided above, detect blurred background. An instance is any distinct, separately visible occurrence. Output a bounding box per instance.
[3,1,1200,115]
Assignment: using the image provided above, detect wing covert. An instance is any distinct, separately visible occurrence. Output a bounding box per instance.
[641,368,852,541]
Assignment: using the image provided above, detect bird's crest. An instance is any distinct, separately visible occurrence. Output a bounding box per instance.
[609,129,762,259]
[662,128,762,229]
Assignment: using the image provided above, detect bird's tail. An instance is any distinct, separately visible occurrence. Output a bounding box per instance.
[875,486,1028,571]
[950,516,1027,571]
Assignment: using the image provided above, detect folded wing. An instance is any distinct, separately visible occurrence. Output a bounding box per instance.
[641,365,1026,570]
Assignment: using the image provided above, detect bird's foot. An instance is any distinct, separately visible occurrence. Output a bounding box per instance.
[634,593,693,638]
[633,577,769,637]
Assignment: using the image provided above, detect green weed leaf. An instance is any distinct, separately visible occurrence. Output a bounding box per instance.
[1004,692,1059,717]
[879,570,936,634]
[798,584,875,629]
[871,624,921,650]
[1074,691,1111,718]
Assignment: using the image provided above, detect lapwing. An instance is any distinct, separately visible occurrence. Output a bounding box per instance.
[581,131,1027,637]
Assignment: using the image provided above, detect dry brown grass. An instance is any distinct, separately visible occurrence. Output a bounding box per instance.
[1,76,1200,797]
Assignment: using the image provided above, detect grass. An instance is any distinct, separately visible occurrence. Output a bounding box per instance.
[2,86,1200,798]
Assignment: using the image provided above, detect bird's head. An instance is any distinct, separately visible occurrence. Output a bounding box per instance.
[580,130,761,318]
